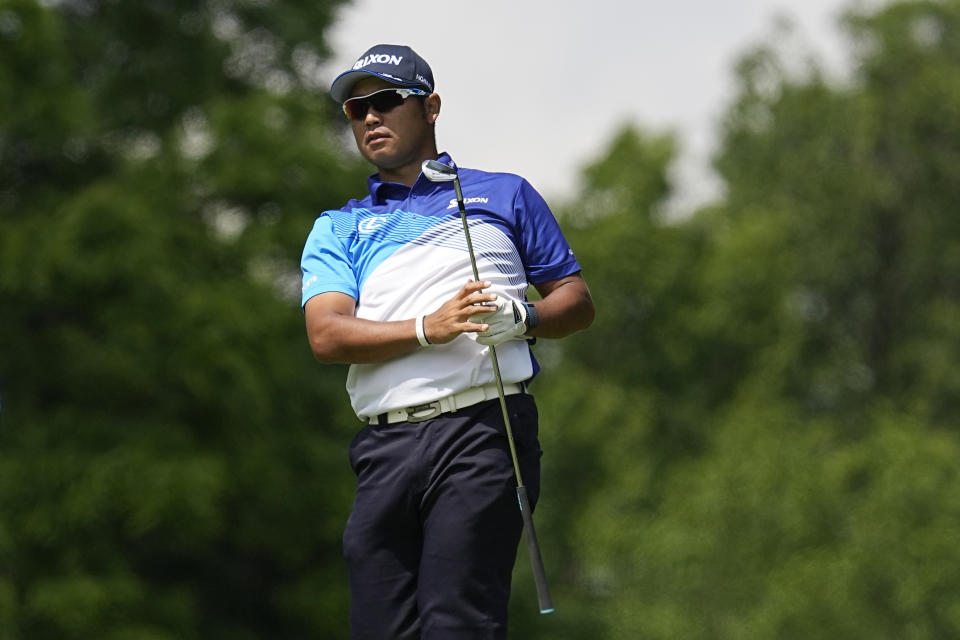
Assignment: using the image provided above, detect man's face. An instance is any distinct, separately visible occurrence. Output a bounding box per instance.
[347,76,439,176]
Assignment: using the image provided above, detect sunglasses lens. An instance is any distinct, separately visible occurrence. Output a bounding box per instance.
[343,99,367,120]
[344,90,407,119]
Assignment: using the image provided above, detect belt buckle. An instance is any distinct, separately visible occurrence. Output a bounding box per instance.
[405,401,441,423]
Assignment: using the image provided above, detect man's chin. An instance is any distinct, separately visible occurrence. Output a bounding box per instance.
[363,150,404,171]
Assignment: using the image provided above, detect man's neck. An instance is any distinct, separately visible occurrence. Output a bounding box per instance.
[377,148,439,187]
[377,166,420,188]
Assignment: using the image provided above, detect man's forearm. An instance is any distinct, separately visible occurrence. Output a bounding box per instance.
[528,278,595,339]
[304,281,500,364]
[308,313,421,364]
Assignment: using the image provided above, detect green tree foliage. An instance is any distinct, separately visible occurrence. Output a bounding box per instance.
[6,0,960,638]
[0,1,368,638]
[717,1,960,423]
[521,1,960,638]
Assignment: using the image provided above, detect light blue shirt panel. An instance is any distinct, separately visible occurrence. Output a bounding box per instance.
[300,215,356,302]
[300,207,450,306]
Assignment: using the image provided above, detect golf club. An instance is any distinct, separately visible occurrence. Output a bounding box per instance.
[422,158,554,615]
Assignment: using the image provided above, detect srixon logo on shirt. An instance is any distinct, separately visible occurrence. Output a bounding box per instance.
[448,197,489,209]
[353,54,402,69]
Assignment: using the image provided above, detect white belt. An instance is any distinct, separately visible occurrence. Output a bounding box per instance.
[370,382,525,425]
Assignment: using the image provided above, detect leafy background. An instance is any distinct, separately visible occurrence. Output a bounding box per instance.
[3,0,960,638]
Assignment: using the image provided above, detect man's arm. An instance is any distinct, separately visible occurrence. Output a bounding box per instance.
[528,272,595,339]
[304,280,499,364]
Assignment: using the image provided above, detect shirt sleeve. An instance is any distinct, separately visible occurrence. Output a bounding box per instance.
[300,213,358,308]
[514,179,582,284]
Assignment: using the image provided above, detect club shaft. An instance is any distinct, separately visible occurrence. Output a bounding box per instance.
[455,182,522,485]
[517,485,554,614]
[454,176,554,614]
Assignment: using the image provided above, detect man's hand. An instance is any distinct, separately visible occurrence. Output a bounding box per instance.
[469,296,528,346]
[422,280,499,344]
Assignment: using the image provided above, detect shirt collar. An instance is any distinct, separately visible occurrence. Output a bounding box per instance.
[367,152,455,205]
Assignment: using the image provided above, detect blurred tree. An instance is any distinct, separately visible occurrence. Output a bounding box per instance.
[716,0,960,424]
[0,1,369,638]
[7,0,960,638]
[521,1,960,638]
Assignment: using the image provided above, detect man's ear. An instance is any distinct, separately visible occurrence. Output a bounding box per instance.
[424,93,441,124]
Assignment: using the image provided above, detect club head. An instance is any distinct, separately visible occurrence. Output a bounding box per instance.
[421,159,458,183]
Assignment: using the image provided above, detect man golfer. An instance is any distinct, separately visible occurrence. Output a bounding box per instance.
[300,43,594,639]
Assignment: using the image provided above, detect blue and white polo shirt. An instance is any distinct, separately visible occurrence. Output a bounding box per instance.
[300,154,581,420]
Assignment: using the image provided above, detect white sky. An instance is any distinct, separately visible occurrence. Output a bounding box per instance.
[321,0,877,210]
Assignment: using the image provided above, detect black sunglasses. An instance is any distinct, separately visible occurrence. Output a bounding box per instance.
[342,87,428,120]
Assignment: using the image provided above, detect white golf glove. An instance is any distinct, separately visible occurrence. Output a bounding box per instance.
[470,296,528,346]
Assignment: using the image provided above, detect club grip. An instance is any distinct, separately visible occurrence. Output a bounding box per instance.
[516,485,554,614]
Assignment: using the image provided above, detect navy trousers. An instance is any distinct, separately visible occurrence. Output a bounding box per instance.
[343,394,542,640]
